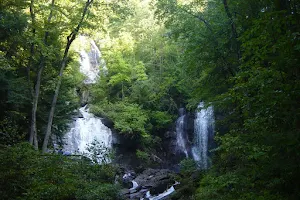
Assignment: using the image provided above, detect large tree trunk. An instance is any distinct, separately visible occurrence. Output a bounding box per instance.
[28,0,36,147]
[28,0,55,150]
[42,0,94,153]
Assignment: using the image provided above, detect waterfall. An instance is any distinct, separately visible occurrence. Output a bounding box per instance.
[62,37,112,162]
[191,102,214,169]
[63,106,112,155]
[79,50,98,84]
[175,108,189,157]
[90,40,107,71]
[78,36,106,84]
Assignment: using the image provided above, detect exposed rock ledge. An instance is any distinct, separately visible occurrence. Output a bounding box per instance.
[121,168,175,200]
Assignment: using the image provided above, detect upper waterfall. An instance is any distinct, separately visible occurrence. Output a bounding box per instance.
[78,36,105,84]
[62,36,112,162]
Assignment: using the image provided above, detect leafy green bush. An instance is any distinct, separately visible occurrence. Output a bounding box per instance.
[136,149,149,161]
[169,159,201,200]
[149,111,173,129]
[84,139,114,164]
[179,158,198,176]
[91,100,148,135]
[76,183,120,200]
[0,143,121,200]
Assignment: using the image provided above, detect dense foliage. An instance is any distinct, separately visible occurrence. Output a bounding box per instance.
[89,0,184,159]
[0,143,120,200]
[154,0,300,199]
[1,0,299,199]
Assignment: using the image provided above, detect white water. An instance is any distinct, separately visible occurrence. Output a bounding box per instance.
[129,180,139,191]
[90,40,101,67]
[90,40,107,72]
[63,106,112,155]
[191,102,214,169]
[123,172,133,180]
[79,50,99,84]
[145,186,175,200]
[62,37,112,162]
[175,109,189,157]
[78,37,103,84]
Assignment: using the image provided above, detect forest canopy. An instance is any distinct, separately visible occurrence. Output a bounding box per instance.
[0,0,299,199]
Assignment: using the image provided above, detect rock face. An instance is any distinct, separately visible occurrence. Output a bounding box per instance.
[135,169,174,194]
[80,89,89,106]
[100,117,114,129]
[121,168,175,200]
[162,111,195,165]
[122,170,137,188]
[185,112,195,144]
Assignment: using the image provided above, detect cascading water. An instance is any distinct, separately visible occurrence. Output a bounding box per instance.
[78,36,106,84]
[90,40,107,72]
[79,49,99,84]
[62,37,112,161]
[175,108,189,157]
[63,106,112,155]
[90,40,101,67]
[191,102,214,169]
[145,186,175,200]
[129,180,139,192]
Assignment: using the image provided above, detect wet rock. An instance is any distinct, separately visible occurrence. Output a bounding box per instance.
[134,169,174,195]
[164,131,176,139]
[186,112,195,143]
[122,170,137,188]
[120,168,176,199]
[80,90,89,106]
[100,117,114,129]
[77,111,84,118]
[150,154,163,164]
[130,190,147,199]
[120,188,130,195]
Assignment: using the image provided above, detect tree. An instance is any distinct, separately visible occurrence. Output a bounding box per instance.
[42,0,94,153]
[28,0,56,150]
[0,142,120,200]
[155,0,300,199]
[0,0,31,145]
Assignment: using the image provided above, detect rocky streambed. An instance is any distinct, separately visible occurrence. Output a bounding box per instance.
[120,168,178,200]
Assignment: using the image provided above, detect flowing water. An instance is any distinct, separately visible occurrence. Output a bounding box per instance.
[175,108,189,157]
[191,102,214,169]
[129,180,139,191]
[62,37,112,161]
[78,36,106,84]
[145,186,175,200]
[79,49,99,84]
[63,106,112,155]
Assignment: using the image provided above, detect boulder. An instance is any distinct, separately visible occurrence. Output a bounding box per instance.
[120,168,176,199]
[122,170,137,188]
[80,90,89,106]
[129,189,147,199]
[134,169,174,195]
[100,117,114,129]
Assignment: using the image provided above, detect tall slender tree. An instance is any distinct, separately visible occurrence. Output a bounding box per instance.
[29,0,55,150]
[42,0,94,153]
